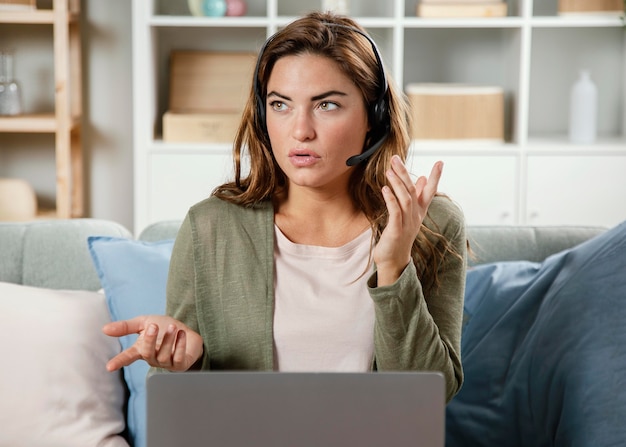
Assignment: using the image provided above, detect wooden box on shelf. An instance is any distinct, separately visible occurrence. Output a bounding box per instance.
[416,1,508,18]
[163,111,242,143]
[163,50,256,143]
[406,83,504,141]
[558,0,624,14]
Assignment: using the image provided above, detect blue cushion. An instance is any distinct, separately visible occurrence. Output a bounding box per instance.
[447,221,626,447]
[88,236,174,447]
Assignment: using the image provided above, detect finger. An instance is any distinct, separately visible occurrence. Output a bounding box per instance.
[156,324,178,365]
[386,163,415,210]
[139,323,160,365]
[172,330,187,369]
[106,347,142,372]
[390,155,415,189]
[102,316,147,337]
[381,185,400,219]
[421,161,443,202]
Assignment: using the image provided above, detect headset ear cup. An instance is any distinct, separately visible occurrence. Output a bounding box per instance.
[371,97,389,132]
[374,100,387,130]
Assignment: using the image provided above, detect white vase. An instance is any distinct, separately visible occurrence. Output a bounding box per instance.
[568,70,597,145]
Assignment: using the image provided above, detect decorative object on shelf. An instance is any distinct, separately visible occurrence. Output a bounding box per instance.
[0,50,23,116]
[188,0,227,17]
[406,83,505,141]
[204,0,227,17]
[417,1,508,17]
[0,178,37,221]
[558,0,623,15]
[322,0,350,15]
[568,70,598,145]
[187,0,201,16]
[0,0,35,11]
[225,0,247,16]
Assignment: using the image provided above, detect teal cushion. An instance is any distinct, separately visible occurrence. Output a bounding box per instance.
[88,236,174,447]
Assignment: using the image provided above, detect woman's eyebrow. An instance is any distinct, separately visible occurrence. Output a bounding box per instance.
[267,90,348,101]
[311,90,347,101]
[267,91,290,101]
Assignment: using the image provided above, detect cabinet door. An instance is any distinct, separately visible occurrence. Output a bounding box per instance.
[526,155,626,227]
[148,151,234,223]
[407,153,518,225]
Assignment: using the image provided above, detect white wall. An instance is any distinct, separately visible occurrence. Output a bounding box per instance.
[82,0,134,230]
[0,0,134,230]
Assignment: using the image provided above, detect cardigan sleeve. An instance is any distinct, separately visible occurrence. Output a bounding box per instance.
[368,196,467,402]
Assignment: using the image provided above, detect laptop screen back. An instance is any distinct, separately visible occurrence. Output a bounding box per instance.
[147,371,445,447]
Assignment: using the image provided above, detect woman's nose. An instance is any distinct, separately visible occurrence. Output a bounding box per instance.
[291,109,316,141]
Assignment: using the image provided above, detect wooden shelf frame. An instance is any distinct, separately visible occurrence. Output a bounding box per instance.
[0,0,84,218]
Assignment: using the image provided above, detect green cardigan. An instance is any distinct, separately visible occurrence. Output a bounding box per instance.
[164,194,467,402]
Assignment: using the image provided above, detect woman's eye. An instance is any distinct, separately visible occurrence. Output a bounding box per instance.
[270,101,287,111]
[319,101,338,111]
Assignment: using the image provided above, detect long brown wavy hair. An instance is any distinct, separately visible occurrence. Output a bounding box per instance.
[214,11,459,287]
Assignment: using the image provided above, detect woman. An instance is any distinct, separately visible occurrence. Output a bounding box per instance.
[104,11,467,402]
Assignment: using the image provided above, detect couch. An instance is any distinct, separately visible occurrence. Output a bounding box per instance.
[1,218,624,447]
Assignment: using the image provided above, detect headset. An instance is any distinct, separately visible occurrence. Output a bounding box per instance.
[253,22,390,167]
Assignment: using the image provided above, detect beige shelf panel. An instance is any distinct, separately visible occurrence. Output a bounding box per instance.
[0,10,79,24]
[0,114,57,133]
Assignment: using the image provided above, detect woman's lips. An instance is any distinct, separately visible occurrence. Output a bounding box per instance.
[288,149,321,167]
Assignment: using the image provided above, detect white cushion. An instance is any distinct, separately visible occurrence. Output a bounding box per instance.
[0,282,129,447]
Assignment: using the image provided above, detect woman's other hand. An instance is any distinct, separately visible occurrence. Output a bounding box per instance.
[102,315,203,372]
[374,155,443,286]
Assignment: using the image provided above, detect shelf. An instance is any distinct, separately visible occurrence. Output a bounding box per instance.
[147,138,626,157]
[143,12,626,30]
[150,15,269,27]
[402,17,525,28]
[410,140,516,155]
[0,114,57,133]
[0,9,55,23]
[0,114,81,133]
[526,136,626,155]
[148,15,402,28]
[0,9,79,24]
[148,140,234,154]
[531,15,625,27]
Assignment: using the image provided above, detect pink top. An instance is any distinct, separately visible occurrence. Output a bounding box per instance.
[273,225,375,371]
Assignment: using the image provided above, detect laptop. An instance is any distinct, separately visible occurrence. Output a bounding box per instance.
[146,371,445,447]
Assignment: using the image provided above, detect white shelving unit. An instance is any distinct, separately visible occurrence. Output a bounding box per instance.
[132,0,626,234]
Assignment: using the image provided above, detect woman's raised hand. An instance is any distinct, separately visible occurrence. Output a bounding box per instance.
[374,155,443,286]
[102,315,204,372]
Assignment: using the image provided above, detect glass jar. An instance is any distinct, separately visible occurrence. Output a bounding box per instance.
[0,51,24,116]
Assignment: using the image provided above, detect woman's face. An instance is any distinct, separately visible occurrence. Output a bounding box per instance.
[265,53,369,194]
